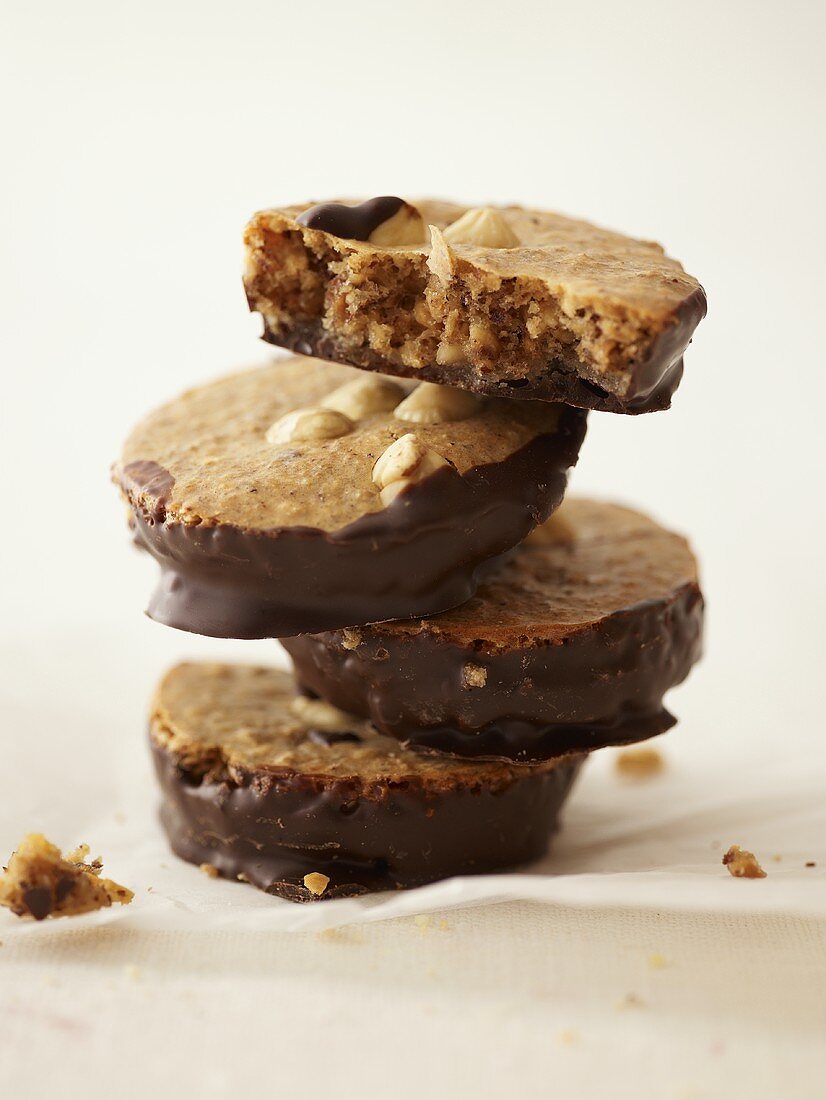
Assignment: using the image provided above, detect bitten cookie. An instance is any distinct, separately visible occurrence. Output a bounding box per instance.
[114,357,585,638]
[150,663,584,900]
[283,499,704,763]
[244,197,706,414]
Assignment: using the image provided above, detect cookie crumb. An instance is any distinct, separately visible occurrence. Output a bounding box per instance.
[303,872,330,896]
[124,964,142,981]
[462,663,487,689]
[805,861,816,868]
[616,747,664,778]
[722,845,767,879]
[647,953,668,970]
[199,863,219,878]
[341,628,362,650]
[557,1029,579,1046]
[414,914,432,933]
[0,834,133,921]
[317,927,345,942]
[615,993,644,1011]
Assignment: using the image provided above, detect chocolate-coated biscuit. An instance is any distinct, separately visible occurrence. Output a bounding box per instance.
[113,357,585,639]
[283,499,704,763]
[150,663,584,900]
[244,198,706,414]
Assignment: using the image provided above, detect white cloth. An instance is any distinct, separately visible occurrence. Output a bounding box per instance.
[3,627,826,1099]
[3,3,826,1095]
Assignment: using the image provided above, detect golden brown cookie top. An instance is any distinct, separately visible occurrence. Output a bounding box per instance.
[251,199,701,328]
[116,357,563,533]
[150,663,565,787]
[374,498,699,648]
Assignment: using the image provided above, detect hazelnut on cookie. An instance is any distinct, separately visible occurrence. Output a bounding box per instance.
[244,197,705,414]
[113,357,585,638]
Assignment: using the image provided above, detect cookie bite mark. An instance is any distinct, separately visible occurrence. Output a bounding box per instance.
[244,199,706,413]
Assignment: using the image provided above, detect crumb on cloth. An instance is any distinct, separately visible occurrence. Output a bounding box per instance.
[615,747,664,778]
[0,833,133,921]
[722,845,767,879]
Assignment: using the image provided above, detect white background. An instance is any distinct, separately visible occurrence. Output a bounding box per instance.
[2,2,825,1098]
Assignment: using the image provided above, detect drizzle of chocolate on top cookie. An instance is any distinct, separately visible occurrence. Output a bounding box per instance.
[296,197,406,241]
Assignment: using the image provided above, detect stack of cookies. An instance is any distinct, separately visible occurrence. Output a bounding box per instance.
[114,198,706,902]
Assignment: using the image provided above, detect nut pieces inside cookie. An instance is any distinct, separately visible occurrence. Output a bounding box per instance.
[372,433,451,506]
[266,406,354,445]
[462,664,488,689]
[443,207,520,248]
[394,381,481,424]
[321,376,406,420]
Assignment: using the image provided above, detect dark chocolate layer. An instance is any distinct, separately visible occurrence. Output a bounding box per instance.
[257,286,705,415]
[283,581,703,764]
[296,197,405,239]
[151,740,583,901]
[122,411,586,639]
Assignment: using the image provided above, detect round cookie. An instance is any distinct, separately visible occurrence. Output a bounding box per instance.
[114,357,585,639]
[244,197,706,414]
[150,663,584,900]
[283,499,704,763]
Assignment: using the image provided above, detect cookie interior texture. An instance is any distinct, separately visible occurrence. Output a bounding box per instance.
[244,200,705,408]
[116,356,565,534]
[151,663,570,790]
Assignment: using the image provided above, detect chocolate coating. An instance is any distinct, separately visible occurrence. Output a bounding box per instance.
[297,196,406,240]
[120,412,586,639]
[246,200,706,415]
[283,500,704,763]
[152,739,583,901]
[260,316,695,415]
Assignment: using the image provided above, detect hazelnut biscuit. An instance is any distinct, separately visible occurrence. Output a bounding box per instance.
[244,198,706,414]
[283,499,703,763]
[114,357,585,639]
[150,663,584,901]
